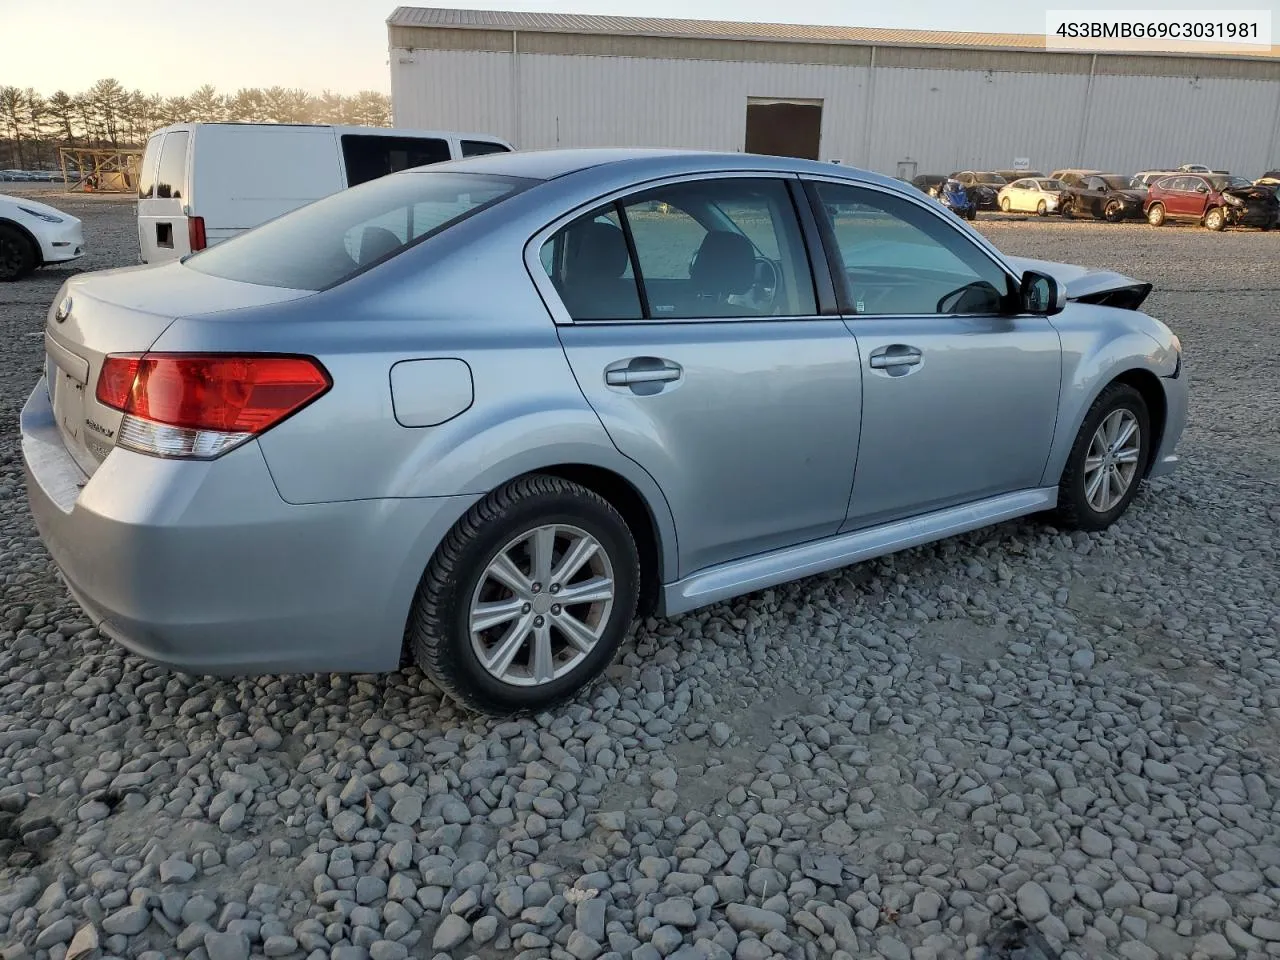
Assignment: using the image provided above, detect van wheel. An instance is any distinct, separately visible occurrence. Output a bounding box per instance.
[0,224,37,281]
[1146,203,1166,226]
[1204,207,1225,231]
[407,475,640,715]
[1037,200,1048,216]
[1053,382,1150,532]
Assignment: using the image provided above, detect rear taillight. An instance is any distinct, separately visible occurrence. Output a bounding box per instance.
[96,354,331,459]
[188,216,206,251]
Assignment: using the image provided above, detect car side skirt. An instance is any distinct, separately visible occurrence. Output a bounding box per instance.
[661,486,1059,616]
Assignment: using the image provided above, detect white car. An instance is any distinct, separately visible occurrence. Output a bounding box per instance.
[997,177,1067,215]
[0,195,85,281]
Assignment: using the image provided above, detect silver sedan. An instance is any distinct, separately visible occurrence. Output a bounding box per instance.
[22,149,1187,714]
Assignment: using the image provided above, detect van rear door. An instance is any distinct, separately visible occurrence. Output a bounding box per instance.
[137,130,191,264]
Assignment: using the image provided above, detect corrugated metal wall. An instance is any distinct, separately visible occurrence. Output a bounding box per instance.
[390,47,1280,176]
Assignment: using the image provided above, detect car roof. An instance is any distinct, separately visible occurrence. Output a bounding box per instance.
[402,147,902,189]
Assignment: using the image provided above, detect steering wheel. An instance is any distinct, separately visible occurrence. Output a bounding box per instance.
[937,281,1000,314]
[746,257,780,312]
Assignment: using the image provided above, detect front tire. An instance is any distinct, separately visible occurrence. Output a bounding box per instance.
[407,475,640,715]
[1104,200,1125,222]
[1061,200,1075,219]
[1037,200,1048,216]
[0,224,38,281]
[1146,203,1166,226]
[1053,383,1151,532]
[1000,197,1011,213]
[1204,207,1225,231]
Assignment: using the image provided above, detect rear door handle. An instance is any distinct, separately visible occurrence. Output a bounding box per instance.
[869,347,922,369]
[604,360,682,386]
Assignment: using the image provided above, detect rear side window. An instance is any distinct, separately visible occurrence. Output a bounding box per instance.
[461,139,510,158]
[137,135,162,199]
[155,131,190,200]
[184,170,531,290]
[342,135,451,187]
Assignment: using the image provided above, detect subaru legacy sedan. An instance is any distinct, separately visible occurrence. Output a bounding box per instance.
[22,149,1187,714]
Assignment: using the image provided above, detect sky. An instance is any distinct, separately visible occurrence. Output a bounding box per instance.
[3,0,1278,97]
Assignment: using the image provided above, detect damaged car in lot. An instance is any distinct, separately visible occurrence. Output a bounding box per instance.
[949,171,1006,209]
[1145,174,1279,230]
[1057,174,1147,221]
[21,149,1187,713]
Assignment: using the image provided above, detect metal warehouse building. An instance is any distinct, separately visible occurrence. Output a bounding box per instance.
[387,6,1280,178]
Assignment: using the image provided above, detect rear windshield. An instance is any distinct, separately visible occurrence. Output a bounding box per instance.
[974,173,1006,184]
[184,170,532,290]
[461,139,510,157]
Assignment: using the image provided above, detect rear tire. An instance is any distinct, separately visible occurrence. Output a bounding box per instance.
[1053,383,1151,533]
[1204,207,1225,231]
[1146,203,1166,226]
[407,474,640,715]
[0,224,37,281]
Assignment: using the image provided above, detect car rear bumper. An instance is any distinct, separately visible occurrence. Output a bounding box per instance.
[21,378,478,675]
[1147,362,1188,480]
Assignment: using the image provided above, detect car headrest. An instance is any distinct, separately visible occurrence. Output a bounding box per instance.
[566,220,630,281]
[358,226,404,266]
[690,230,755,296]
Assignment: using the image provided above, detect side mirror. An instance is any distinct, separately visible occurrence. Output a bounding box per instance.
[1196,185,1209,193]
[1020,271,1065,315]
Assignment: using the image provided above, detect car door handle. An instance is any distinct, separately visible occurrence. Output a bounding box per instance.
[869,347,922,369]
[604,360,682,386]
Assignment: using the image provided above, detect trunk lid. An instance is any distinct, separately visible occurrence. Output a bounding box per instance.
[44,262,313,476]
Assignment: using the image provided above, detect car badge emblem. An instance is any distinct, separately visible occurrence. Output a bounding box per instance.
[55,296,72,323]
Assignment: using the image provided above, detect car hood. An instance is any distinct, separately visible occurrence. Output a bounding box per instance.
[1005,256,1153,309]
[0,194,79,222]
[1224,185,1278,202]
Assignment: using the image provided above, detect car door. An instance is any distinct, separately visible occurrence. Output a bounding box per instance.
[1185,176,1212,218]
[1163,177,1194,217]
[545,175,863,577]
[804,178,1062,530]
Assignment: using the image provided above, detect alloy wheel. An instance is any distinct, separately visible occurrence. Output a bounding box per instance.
[468,523,615,686]
[1083,409,1141,513]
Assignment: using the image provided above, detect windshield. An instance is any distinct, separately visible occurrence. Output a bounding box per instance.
[1037,179,1066,190]
[1210,175,1253,189]
[975,173,1006,184]
[1100,176,1129,190]
[185,170,533,290]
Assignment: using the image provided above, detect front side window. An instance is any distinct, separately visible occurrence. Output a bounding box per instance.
[154,131,190,200]
[541,178,817,321]
[812,180,1013,316]
[341,135,451,187]
[461,139,510,158]
[186,170,530,290]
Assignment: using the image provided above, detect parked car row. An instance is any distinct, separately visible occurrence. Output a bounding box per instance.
[911,163,1280,231]
[0,169,66,182]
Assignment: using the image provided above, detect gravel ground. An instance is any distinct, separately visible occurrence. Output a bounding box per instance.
[1,198,1278,960]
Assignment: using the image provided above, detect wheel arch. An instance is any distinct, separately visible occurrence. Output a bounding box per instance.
[0,217,42,265]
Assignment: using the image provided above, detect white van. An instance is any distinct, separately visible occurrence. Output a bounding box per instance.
[136,123,513,263]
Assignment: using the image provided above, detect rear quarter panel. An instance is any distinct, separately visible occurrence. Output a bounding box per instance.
[148,209,681,581]
[1041,303,1179,485]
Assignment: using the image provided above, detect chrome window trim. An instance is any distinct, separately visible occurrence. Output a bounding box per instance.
[522,170,826,326]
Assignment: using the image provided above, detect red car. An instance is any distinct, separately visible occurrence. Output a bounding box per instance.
[1144,173,1279,231]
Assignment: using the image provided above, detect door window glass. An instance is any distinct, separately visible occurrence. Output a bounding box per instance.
[461,139,510,157]
[539,207,643,321]
[137,135,162,199]
[812,181,1013,316]
[622,178,814,318]
[341,135,451,187]
[154,131,190,200]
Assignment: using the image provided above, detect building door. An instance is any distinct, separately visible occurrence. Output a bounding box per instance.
[744,98,822,160]
[896,160,917,180]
